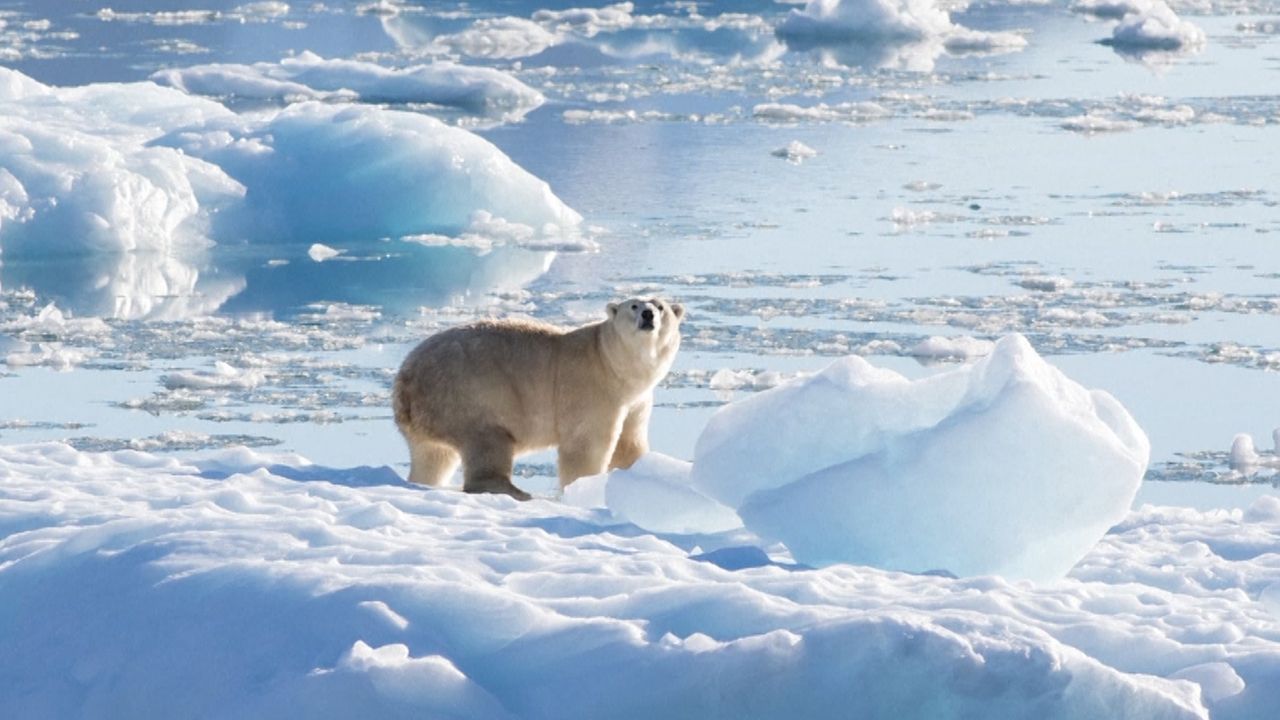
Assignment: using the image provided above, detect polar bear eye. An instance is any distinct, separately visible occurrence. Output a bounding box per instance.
[631,304,638,310]
[656,303,664,311]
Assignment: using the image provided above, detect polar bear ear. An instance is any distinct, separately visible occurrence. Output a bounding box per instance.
[607,302,619,317]
[671,303,685,320]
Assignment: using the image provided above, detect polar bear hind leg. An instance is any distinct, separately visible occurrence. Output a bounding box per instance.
[405,434,460,487]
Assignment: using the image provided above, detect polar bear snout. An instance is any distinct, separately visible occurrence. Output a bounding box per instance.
[639,308,656,331]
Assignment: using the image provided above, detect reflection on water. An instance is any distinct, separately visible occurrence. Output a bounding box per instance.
[0,242,555,320]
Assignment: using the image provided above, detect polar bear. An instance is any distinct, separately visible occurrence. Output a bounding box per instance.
[393,298,685,500]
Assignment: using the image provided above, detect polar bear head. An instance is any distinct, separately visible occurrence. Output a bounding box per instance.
[605,297,685,378]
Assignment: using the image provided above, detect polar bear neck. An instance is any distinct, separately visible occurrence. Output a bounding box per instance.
[594,321,677,397]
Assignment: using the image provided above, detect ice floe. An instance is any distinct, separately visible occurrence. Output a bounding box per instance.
[151,51,545,122]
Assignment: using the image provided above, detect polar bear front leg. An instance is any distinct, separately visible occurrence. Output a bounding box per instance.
[557,410,626,488]
[608,397,651,471]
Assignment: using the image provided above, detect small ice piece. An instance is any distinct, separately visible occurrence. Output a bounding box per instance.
[1229,434,1259,470]
[1018,275,1074,292]
[691,334,1150,580]
[771,141,818,164]
[570,453,742,535]
[307,243,342,262]
[1169,663,1245,702]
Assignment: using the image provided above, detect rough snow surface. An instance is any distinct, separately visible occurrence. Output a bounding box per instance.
[17,442,1280,719]
[691,335,1150,580]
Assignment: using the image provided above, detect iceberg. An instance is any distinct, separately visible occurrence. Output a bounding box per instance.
[1,68,580,256]
[690,335,1150,580]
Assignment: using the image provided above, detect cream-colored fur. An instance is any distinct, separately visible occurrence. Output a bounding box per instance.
[393,298,684,499]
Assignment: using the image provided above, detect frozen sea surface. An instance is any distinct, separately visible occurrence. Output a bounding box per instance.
[1,0,1279,717]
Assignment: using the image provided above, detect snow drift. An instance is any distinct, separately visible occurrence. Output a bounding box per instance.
[690,334,1150,580]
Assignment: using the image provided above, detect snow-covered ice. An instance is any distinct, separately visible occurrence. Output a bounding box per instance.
[6,441,1280,718]
[691,335,1150,580]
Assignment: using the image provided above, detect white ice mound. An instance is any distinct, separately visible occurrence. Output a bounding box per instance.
[1103,0,1205,51]
[690,334,1150,580]
[162,101,582,245]
[151,51,545,122]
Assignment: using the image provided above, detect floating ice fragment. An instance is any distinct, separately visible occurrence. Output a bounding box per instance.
[161,361,267,390]
[770,141,818,163]
[691,334,1150,579]
[1018,275,1075,292]
[1229,434,1259,470]
[307,243,342,262]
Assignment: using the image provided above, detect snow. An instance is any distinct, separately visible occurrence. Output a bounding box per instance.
[152,52,545,122]
[690,335,1150,580]
[0,68,580,257]
[9,441,1280,718]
